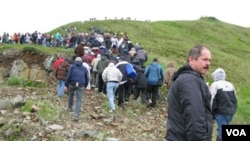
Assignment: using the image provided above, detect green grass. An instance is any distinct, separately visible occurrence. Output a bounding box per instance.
[7,77,25,86]
[1,16,250,125]
[7,76,46,87]
[21,100,61,122]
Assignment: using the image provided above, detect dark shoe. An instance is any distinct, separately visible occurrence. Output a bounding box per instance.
[118,104,125,110]
[73,116,79,122]
[67,108,73,112]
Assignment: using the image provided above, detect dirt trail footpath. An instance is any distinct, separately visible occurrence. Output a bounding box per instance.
[0,86,168,141]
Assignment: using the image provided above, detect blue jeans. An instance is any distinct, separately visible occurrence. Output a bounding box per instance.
[106,82,119,110]
[215,114,234,141]
[57,80,65,97]
[68,84,84,117]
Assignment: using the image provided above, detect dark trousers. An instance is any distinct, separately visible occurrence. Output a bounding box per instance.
[134,87,147,104]
[124,81,131,101]
[98,73,106,94]
[146,84,159,107]
[117,82,130,106]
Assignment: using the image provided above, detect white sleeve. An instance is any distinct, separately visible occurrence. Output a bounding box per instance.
[209,82,218,108]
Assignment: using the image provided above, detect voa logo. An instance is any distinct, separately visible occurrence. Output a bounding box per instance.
[226,129,246,136]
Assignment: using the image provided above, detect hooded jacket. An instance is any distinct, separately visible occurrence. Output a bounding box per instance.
[96,55,110,74]
[102,63,123,83]
[166,64,213,141]
[210,68,237,116]
[65,61,89,88]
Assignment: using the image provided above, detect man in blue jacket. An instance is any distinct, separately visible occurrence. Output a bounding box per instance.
[165,45,213,141]
[65,57,89,122]
[144,58,164,108]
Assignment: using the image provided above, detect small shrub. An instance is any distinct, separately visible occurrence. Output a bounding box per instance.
[36,100,61,121]
[21,100,61,122]
[24,80,46,87]
[1,123,24,141]
[22,46,41,54]
[21,100,34,112]
[7,77,45,88]
[7,77,25,86]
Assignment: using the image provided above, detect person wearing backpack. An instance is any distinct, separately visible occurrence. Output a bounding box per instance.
[144,58,164,108]
[53,54,64,72]
[55,58,70,98]
[115,56,131,108]
[53,54,66,97]
[136,47,148,66]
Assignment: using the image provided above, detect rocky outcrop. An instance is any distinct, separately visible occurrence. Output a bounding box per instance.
[0,48,56,84]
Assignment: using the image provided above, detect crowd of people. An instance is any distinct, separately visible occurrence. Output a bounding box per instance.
[52,29,166,121]
[2,27,237,140]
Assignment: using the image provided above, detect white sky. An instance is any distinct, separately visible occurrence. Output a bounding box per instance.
[1,0,249,35]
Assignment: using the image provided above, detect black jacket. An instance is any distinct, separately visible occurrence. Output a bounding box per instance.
[166,64,213,141]
[134,69,147,89]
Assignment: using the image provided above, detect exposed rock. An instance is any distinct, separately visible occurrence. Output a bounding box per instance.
[75,129,104,140]
[10,59,29,79]
[0,100,12,110]
[0,117,6,127]
[0,48,56,84]
[106,137,119,141]
[11,95,26,107]
[31,105,40,112]
[47,124,64,131]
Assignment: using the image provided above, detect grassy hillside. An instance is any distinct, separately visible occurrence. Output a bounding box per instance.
[2,17,250,124]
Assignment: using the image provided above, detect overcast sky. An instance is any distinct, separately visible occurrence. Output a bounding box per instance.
[1,0,249,35]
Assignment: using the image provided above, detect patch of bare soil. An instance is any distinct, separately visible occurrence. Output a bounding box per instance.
[0,48,48,69]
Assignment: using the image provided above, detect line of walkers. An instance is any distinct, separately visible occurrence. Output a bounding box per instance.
[52,38,166,121]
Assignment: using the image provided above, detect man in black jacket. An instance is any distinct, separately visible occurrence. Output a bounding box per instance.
[165,45,213,141]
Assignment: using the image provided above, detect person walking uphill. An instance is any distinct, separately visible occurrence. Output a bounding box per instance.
[53,54,67,97]
[144,58,164,108]
[55,58,70,98]
[164,62,177,100]
[164,62,177,90]
[165,45,213,141]
[96,54,110,95]
[210,68,237,141]
[102,62,123,112]
[115,56,131,108]
[64,57,89,122]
